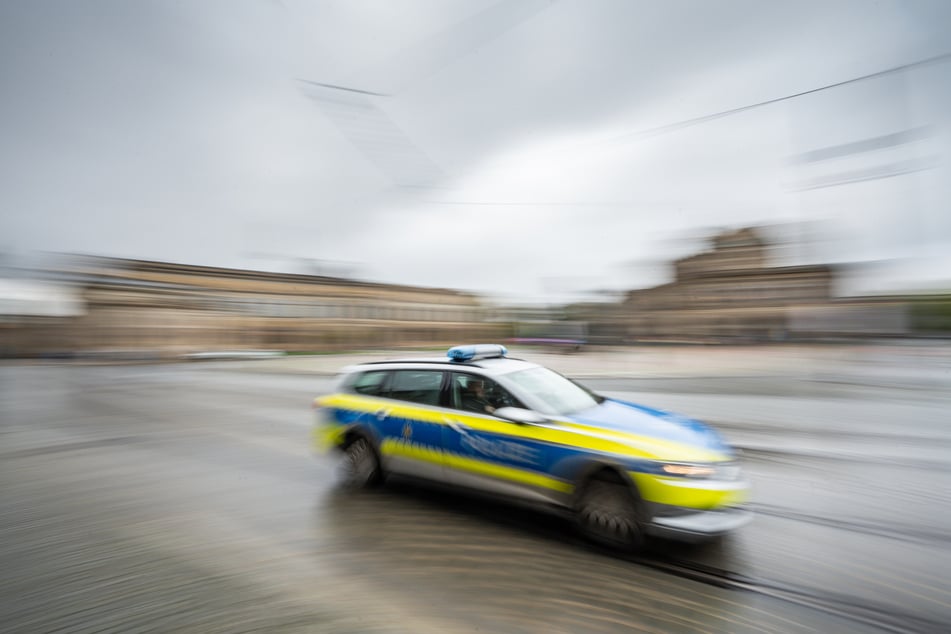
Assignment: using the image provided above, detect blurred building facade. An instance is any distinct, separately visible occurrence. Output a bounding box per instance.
[1,256,504,358]
[574,227,909,343]
[2,228,933,357]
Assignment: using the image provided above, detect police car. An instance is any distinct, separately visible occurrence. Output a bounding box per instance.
[313,344,750,549]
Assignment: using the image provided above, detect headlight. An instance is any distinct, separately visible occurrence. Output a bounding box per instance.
[660,462,742,480]
[661,463,716,478]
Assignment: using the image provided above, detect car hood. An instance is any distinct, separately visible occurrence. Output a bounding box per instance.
[564,398,733,456]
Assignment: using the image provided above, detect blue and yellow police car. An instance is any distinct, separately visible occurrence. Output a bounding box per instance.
[313,344,750,549]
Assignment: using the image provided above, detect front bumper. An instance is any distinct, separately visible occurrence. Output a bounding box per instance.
[647,506,752,541]
[630,470,750,509]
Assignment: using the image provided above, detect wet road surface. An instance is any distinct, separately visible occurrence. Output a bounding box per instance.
[2,361,949,633]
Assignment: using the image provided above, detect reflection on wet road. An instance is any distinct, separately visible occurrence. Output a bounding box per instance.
[2,363,949,633]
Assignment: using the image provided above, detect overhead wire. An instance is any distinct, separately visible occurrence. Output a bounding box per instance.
[422,51,951,206]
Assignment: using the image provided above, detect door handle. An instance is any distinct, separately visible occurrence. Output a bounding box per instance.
[375,408,391,421]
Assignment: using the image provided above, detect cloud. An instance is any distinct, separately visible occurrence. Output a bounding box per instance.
[1,0,949,300]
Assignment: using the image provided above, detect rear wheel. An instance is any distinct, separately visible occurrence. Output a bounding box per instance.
[339,436,383,488]
[576,476,645,551]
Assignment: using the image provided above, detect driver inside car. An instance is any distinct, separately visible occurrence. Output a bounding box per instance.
[460,377,496,414]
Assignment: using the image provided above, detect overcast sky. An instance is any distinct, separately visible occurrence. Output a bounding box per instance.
[1,0,949,303]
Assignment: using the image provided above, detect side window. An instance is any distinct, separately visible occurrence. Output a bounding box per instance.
[349,370,390,396]
[451,372,521,414]
[388,370,445,406]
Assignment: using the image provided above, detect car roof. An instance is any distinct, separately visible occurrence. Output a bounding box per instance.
[343,356,539,377]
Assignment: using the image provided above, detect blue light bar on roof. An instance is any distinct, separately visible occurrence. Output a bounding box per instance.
[447,344,508,362]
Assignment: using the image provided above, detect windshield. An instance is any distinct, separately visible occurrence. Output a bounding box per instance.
[502,367,601,416]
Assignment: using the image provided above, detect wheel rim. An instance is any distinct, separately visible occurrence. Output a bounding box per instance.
[342,438,377,486]
[578,481,641,547]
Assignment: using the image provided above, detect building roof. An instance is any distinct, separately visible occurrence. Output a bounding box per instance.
[65,254,480,301]
[711,227,765,249]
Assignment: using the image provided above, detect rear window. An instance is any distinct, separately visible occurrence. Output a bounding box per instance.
[388,370,444,406]
[349,370,390,396]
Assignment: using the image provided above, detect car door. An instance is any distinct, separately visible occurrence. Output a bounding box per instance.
[377,368,448,482]
[333,367,395,445]
[441,372,558,504]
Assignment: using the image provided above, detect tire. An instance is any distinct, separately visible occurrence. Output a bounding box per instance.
[339,436,383,488]
[575,477,645,551]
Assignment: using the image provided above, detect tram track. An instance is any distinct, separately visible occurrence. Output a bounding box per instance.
[635,555,947,634]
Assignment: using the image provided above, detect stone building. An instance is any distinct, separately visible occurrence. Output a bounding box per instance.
[617,227,897,342]
[2,256,504,357]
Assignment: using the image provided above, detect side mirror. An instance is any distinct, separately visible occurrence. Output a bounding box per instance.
[494,406,548,425]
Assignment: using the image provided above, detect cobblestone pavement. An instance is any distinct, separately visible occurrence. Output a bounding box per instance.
[3,345,950,633]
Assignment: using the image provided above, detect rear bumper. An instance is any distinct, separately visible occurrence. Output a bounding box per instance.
[646,506,752,541]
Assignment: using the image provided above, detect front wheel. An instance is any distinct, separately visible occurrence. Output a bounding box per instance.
[339,437,383,488]
[575,478,645,551]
